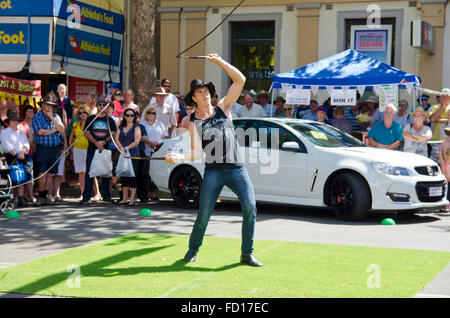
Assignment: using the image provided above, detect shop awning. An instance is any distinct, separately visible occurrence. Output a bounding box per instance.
[0,0,124,83]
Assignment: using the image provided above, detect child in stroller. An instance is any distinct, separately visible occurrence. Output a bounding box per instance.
[0,154,14,215]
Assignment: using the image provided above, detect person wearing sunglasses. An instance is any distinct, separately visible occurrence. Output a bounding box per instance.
[140,106,167,200]
[80,96,117,204]
[144,79,181,125]
[281,104,295,118]
[403,106,431,157]
[69,105,100,201]
[114,108,141,205]
[176,104,196,135]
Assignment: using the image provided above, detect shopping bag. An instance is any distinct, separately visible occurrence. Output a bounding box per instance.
[9,164,27,184]
[89,149,113,178]
[116,148,135,178]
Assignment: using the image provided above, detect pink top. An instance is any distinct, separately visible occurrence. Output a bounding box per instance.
[113,100,124,118]
[443,161,450,181]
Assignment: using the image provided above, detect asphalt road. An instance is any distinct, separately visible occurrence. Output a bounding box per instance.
[0,198,449,297]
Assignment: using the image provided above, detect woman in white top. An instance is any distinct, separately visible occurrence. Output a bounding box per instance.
[402,107,432,157]
[0,111,30,207]
[140,106,167,200]
[394,100,414,129]
[141,106,168,157]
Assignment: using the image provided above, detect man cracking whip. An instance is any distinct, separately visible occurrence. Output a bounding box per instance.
[164,53,262,267]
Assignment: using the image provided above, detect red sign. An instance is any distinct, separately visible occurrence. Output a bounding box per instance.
[0,74,41,97]
[68,76,104,108]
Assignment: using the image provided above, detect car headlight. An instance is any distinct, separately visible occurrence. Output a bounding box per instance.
[371,162,410,176]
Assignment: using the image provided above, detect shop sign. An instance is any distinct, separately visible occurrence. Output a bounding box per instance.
[0,1,123,33]
[350,25,392,65]
[59,0,124,33]
[0,0,54,16]
[0,20,51,55]
[68,76,104,108]
[54,21,122,69]
[0,74,41,97]
[0,74,41,108]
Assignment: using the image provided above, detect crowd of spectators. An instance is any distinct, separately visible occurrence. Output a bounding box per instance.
[0,80,449,210]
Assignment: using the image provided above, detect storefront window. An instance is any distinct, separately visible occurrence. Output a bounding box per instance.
[231,21,275,92]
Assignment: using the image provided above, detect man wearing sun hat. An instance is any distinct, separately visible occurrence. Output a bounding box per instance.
[140,87,177,136]
[402,106,432,157]
[32,92,66,206]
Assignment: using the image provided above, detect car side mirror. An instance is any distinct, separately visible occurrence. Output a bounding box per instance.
[281,141,301,152]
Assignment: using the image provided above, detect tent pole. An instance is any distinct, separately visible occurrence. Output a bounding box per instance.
[269,82,274,117]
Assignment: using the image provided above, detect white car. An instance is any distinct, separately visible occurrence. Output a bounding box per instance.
[149,118,448,220]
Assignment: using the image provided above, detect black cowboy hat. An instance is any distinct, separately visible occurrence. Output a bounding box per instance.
[5,111,22,124]
[38,93,58,107]
[184,79,216,106]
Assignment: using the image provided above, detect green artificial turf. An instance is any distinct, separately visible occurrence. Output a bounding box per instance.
[0,233,448,298]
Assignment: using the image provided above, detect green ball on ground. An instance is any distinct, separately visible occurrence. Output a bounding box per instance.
[381,218,396,225]
[139,208,152,216]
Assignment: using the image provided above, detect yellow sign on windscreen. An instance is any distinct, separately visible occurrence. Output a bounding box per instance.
[311,131,328,140]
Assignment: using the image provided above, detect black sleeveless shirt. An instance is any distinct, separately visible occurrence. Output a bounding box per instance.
[190,107,244,170]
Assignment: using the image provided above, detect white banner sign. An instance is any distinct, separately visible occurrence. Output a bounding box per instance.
[379,86,398,110]
[330,89,357,106]
[286,89,310,105]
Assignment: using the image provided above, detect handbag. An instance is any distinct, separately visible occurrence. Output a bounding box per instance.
[89,149,113,178]
[116,148,135,178]
[9,158,27,184]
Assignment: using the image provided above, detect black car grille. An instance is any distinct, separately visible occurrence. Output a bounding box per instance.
[415,181,446,202]
[415,166,440,176]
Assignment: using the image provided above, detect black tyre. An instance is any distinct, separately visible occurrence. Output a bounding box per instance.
[170,166,202,209]
[329,172,371,221]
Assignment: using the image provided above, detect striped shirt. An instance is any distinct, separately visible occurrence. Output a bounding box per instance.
[32,111,63,147]
[344,107,365,132]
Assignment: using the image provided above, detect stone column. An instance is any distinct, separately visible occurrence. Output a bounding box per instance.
[159,7,182,93]
[182,7,208,94]
[296,3,321,67]
[418,0,447,91]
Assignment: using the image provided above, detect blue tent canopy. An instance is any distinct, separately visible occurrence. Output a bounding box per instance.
[272,49,421,89]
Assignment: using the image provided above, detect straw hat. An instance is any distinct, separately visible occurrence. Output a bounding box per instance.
[153,86,169,96]
[441,88,450,96]
[410,106,429,119]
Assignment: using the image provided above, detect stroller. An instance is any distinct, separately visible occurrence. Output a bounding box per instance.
[0,158,14,215]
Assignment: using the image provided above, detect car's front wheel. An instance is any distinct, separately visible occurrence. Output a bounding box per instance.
[170,166,202,209]
[329,172,371,221]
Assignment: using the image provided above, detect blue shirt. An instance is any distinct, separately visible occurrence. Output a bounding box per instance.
[302,111,329,121]
[32,111,64,147]
[367,120,404,146]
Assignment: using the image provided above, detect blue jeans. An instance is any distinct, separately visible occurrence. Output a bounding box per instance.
[83,151,111,201]
[188,166,257,255]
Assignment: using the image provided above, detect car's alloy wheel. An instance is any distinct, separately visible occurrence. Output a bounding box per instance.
[170,166,202,209]
[329,173,370,221]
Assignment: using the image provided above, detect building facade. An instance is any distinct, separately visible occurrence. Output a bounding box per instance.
[158,0,448,102]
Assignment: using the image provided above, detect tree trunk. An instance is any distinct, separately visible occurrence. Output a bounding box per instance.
[129,0,159,112]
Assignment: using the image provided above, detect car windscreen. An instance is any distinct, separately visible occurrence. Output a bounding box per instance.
[286,122,366,148]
